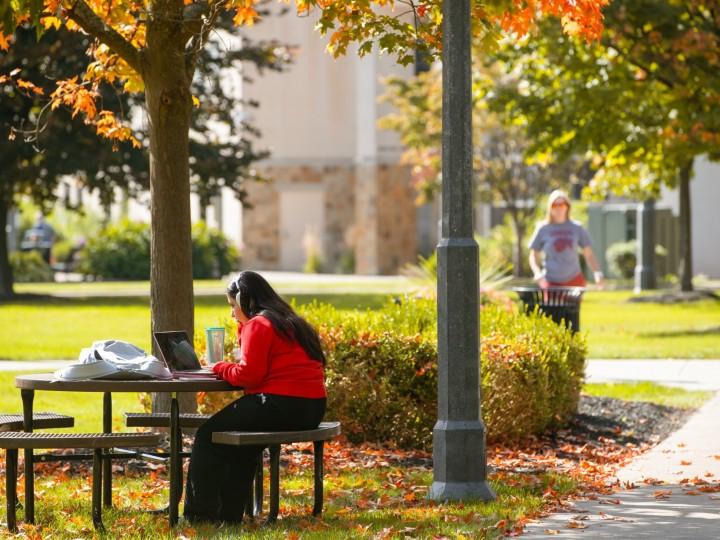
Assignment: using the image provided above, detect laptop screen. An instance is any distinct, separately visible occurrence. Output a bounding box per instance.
[153,331,202,371]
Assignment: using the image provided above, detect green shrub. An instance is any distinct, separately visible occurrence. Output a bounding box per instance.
[79,219,151,280]
[606,241,667,279]
[191,297,586,450]
[81,220,239,280]
[10,251,54,282]
[606,240,637,279]
[480,304,586,440]
[191,221,239,279]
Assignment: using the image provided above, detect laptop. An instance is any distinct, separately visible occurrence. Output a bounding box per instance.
[153,331,217,379]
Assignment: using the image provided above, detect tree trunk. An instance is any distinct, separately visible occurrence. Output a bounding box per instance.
[0,199,15,300]
[143,24,196,413]
[678,159,694,292]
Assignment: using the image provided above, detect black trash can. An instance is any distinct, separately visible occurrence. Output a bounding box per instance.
[513,287,584,332]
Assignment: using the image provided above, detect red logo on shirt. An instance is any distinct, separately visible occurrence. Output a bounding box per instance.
[553,238,573,252]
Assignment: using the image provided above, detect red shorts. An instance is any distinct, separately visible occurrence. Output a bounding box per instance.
[547,272,586,287]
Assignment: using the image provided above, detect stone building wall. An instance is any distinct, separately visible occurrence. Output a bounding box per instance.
[241,163,415,275]
[240,177,280,269]
[376,164,417,274]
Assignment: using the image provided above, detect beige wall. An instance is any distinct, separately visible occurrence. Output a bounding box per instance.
[239,9,418,274]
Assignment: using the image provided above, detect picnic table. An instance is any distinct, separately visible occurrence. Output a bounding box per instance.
[15,374,234,526]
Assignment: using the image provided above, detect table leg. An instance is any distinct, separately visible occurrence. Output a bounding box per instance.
[169,392,181,526]
[21,389,34,523]
[103,392,112,508]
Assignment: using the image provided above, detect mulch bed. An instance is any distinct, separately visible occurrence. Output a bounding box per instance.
[569,394,694,447]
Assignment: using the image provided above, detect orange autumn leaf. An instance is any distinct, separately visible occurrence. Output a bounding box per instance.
[0,31,10,51]
[16,79,45,96]
[233,5,258,26]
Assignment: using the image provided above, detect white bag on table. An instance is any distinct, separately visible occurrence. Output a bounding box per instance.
[55,340,173,380]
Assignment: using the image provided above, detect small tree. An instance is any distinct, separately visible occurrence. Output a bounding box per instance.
[1,19,288,299]
[380,67,569,277]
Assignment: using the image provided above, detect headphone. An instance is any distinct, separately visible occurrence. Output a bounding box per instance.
[232,275,257,316]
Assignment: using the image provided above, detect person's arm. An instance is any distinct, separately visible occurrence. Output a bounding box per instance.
[527,224,548,287]
[213,319,273,387]
[578,226,604,288]
[582,246,605,287]
[529,249,549,288]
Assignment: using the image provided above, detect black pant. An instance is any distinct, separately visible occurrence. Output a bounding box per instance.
[184,393,326,523]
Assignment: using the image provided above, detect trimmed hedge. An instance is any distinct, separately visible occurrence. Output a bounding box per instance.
[80,219,239,280]
[10,251,54,282]
[191,297,586,449]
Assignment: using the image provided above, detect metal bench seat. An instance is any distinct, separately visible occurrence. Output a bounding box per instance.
[0,432,161,531]
[0,412,74,432]
[212,421,341,522]
[124,412,211,429]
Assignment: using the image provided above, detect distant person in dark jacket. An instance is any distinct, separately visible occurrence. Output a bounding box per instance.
[184,270,326,524]
[528,190,604,288]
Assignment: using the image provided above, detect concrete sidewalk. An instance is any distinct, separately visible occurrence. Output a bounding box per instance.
[521,392,720,538]
[585,359,720,391]
[0,360,70,371]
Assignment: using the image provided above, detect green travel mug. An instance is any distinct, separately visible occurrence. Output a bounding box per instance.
[205,327,225,365]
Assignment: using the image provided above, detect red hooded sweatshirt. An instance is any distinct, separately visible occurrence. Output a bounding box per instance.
[212,315,326,399]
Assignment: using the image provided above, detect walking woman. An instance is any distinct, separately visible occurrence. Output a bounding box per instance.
[528,190,605,288]
[184,270,327,524]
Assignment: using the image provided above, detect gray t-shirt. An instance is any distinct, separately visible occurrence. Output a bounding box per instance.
[528,220,592,282]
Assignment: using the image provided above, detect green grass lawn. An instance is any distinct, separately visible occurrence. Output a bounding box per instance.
[0,293,388,360]
[1,283,719,360]
[582,381,714,409]
[580,290,720,358]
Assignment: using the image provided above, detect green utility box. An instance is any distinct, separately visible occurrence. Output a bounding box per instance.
[586,203,679,279]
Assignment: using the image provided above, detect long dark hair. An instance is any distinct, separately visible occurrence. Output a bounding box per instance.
[227,270,326,365]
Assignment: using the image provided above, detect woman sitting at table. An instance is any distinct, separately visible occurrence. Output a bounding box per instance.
[184,270,326,524]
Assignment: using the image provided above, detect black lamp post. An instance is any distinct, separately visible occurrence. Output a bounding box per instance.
[429,0,495,502]
[634,198,657,292]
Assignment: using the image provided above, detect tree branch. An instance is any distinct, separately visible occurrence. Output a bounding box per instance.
[64,0,142,75]
[184,0,228,77]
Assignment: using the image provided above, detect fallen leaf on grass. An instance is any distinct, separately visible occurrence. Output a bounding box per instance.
[653,490,673,499]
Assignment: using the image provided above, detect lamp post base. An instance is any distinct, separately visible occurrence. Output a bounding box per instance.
[429,420,496,502]
[429,481,496,502]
